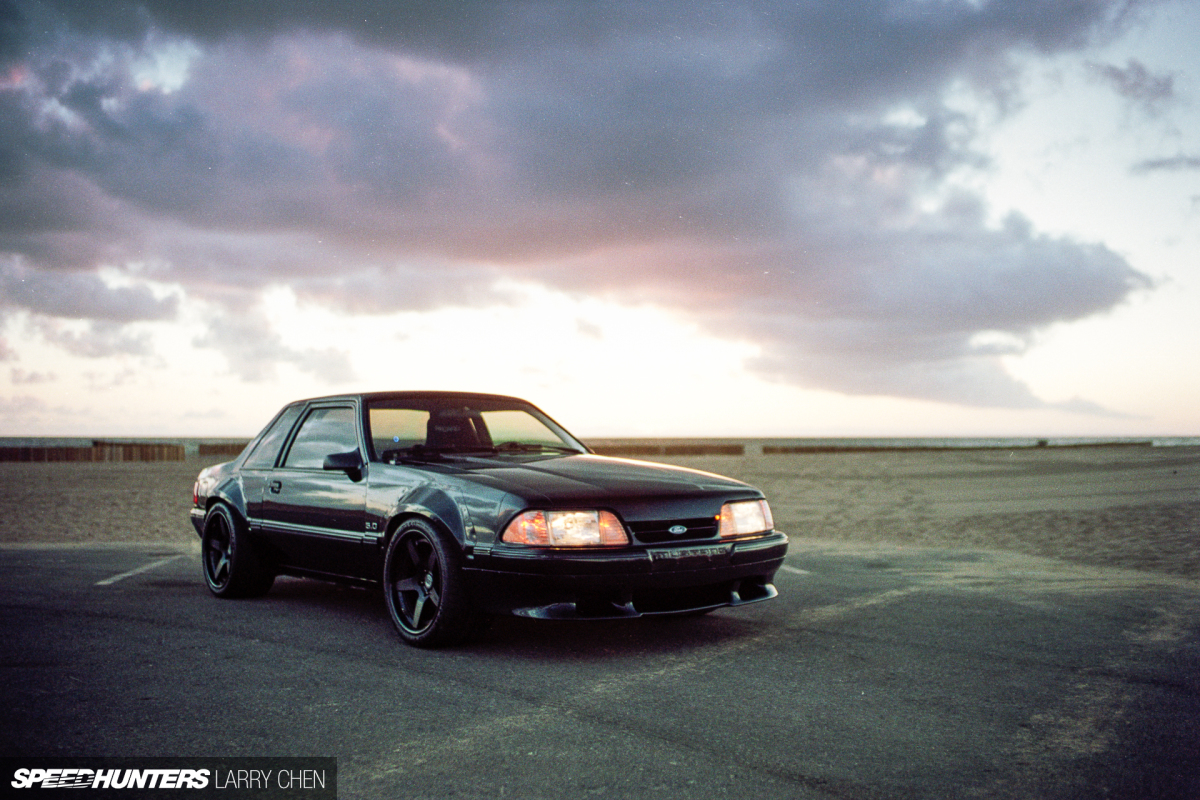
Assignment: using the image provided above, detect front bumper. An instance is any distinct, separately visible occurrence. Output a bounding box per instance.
[465,531,788,618]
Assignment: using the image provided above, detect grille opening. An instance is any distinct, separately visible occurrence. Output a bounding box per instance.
[629,517,718,544]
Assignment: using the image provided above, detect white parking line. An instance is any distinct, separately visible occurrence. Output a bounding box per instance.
[779,565,810,575]
[95,554,188,586]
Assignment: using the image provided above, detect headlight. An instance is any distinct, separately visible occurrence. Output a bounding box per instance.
[501,510,630,547]
[718,499,774,538]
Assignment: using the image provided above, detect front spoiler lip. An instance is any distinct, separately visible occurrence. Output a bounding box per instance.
[512,581,779,620]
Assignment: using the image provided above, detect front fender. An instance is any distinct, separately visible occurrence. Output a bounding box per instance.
[384,485,469,546]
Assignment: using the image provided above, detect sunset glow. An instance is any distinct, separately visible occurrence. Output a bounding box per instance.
[1,1,1197,437]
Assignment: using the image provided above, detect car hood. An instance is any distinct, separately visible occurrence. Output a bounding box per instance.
[454,454,758,505]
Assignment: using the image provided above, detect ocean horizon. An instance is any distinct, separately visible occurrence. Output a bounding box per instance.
[3,434,1198,458]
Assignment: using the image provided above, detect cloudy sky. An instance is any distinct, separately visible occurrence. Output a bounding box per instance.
[1,0,1197,438]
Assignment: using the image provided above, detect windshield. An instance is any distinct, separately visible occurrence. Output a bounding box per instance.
[366,398,586,462]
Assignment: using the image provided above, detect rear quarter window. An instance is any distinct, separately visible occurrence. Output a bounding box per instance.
[242,405,303,469]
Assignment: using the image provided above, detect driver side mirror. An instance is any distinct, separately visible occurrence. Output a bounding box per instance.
[323,450,365,482]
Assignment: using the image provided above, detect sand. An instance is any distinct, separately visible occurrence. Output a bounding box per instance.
[2,446,1197,579]
[0,458,215,548]
[664,445,1200,580]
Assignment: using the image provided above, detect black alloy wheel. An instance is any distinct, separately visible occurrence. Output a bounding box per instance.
[201,504,274,598]
[383,518,476,647]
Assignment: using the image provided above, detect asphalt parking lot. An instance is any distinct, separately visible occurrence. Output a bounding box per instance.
[2,542,1199,799]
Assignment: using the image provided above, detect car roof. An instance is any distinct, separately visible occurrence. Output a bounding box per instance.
[288,390,536,406]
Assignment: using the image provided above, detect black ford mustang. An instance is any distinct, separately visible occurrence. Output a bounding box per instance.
[191,391,788,647]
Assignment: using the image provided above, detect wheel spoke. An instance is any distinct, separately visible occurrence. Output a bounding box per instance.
[205,523,232,585]
[213,553,230,581]
[394,577,419,593]
[410,591,428,627]
[405,538,422,566]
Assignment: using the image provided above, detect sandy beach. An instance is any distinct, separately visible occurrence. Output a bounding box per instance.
[2,445,1197,579]
[668,445,1200,580]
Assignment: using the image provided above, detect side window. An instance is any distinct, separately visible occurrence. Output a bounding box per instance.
[282,406,359,470]
[367,407,429,460]
[242,405,303,469]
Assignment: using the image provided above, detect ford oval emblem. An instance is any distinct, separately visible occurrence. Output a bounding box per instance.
[668,525,688,535]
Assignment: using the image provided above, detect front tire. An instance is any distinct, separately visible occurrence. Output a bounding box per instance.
[201,504,275,598]
[383,518,477,648]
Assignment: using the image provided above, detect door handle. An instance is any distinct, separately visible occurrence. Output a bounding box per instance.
[269,480,282,494]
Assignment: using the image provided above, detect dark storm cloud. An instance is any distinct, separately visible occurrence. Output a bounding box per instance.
[0,0,1164,407]
[1131,153,1200,173]
[1087,57,1175,113]
[0,258,177,321]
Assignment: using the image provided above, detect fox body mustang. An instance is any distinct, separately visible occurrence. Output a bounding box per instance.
[191,392,788,647]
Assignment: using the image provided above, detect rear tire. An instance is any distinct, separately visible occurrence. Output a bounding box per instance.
[383,518,478,648]
[201,504,275,598]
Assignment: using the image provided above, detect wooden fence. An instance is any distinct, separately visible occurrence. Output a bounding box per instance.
[0,441,185,462]
[198,442,250,457]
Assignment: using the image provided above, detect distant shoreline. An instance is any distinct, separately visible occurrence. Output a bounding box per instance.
[587,438,1175,457]
[1,435,1196,462]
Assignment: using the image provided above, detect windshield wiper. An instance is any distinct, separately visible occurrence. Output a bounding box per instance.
[384,442,580,463]
[385,444,496,462]
[495,442,581,454]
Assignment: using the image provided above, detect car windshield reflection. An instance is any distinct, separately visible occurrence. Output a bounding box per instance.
[367,399,587,463]
[381,441,582,463]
